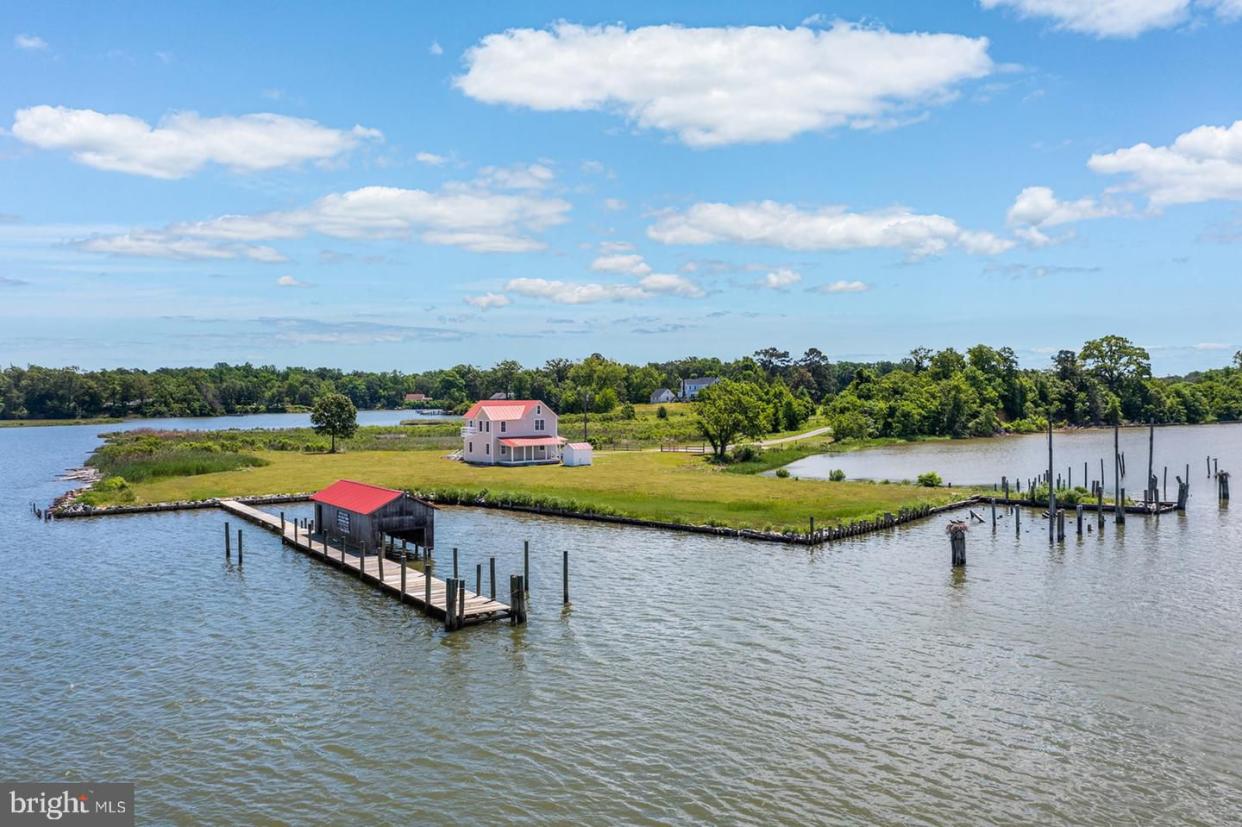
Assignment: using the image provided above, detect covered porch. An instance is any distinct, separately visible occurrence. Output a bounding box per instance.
[498,435,564,466]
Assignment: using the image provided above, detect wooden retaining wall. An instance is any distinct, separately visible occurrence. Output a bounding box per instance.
[54,488,988,546]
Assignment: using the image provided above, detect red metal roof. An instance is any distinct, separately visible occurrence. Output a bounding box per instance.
[311,479,403,515]
[499,436,563,447]
[566,442,592,450]
[463,399,552,420]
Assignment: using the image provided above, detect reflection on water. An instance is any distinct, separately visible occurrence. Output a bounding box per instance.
[1,419,1240,823]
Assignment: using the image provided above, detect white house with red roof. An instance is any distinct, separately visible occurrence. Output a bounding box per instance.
[461,399,563,465]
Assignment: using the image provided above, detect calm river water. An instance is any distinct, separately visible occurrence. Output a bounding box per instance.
[2,418,1240,824]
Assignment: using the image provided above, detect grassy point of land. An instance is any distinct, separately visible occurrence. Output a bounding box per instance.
[90,447,973,534]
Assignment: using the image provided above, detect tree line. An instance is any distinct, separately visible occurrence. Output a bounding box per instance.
[3,338,1242,437]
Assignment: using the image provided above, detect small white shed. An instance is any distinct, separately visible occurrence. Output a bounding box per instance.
[562,442,593,467]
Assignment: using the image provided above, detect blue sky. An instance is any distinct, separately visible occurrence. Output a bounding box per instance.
[2,1,1241,374]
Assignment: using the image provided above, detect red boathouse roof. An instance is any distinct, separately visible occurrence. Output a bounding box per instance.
[311,479,403,515]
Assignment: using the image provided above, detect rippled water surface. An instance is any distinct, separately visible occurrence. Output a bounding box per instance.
[2,419,1240,824]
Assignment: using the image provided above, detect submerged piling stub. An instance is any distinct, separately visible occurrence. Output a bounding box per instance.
[947,520,967,568]
[510,575,527,625]
[1219,471,1231,502]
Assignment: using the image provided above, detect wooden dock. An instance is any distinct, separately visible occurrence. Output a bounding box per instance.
[219,500,512,627]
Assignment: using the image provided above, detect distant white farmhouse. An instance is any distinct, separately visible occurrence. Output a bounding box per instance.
[562,441,593,467]
[650,388,676,404]
[679,376,719,400]
[461,399,563,465]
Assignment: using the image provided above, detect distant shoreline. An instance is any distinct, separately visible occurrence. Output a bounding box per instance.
[0,417,124,428]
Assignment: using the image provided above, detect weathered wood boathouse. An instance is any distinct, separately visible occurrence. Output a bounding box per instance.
[311,479,436,551]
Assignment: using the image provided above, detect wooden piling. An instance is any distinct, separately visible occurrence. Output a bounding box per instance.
[237,529,243,566]
[1047,418,1055,544]
[424,561,432,615]
[280,511,285,534]
[510,575,527,625]
[1015,504,1020,535]
[523,540,530,597]
[1076,504,1083,536]
[563,549,570,606]
[377,540,384,582]
[457,580,466,629]
[452,547,458,580]
[949,523,966,567]
[1114,424,1125,524]
[225,521,231,559]
[1056,509,1065,542]
[489,556,496,600]
[444,578,458,631]
[1220,471,1231,502]
[400,549,408,603]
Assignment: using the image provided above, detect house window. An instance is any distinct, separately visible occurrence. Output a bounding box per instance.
[534,419,544,431]
[502,446,508,454]
[486,444,490,455]
[536,405,541,414]
[336,511,351,532]
[468,442,473,452]
[500,421,507,433]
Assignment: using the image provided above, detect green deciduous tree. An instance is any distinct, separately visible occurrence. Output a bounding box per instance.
[311,393,358,453]
[694,380,767,458]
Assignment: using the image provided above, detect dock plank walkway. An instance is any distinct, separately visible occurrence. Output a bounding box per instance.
[219,500,510,625]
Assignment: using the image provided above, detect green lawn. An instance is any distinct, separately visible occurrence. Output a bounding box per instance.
[97,448,972,533]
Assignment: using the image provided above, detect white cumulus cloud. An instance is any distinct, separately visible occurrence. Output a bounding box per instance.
[276,274,310,287]
[415,151,447,165]
[761,268,802,289]
[591,253,651,276]
[473,162,555,190]
[78,231,287,262]
[638,273,705,298]
[11,105,382,179]
[813,279,870,293]
[464,292,511,309]
[1006,185,1122,245]
[456,22,993,147]
[83,183,570,258]
[506,278,650,304]
[981,0,1242,37]
[648,200,1012,257]
[14,34,48,50]
[1088,119,1242,207]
